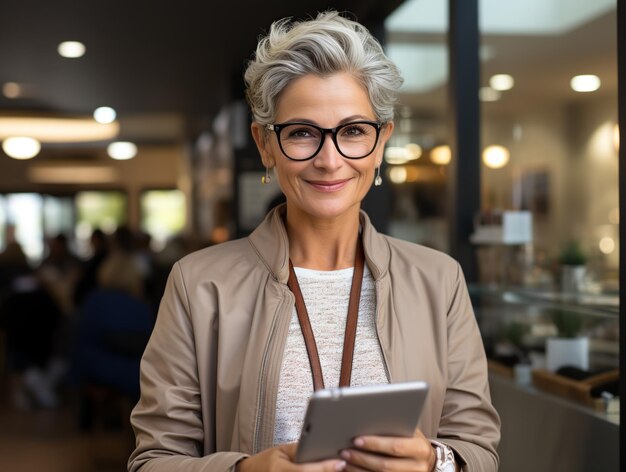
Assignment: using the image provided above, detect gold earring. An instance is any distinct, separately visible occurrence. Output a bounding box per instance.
[374,166,382,186]
[261,167,271,184]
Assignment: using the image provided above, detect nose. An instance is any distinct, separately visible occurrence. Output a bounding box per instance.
[312,131,343,170]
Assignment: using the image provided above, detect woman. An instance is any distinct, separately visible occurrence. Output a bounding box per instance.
[129,11,500,472]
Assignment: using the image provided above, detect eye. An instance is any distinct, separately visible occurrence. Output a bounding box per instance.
[345,125,364,136]
[284,125,319,139]
[339,123,369,138]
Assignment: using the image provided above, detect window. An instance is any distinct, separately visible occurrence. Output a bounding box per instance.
[479,0,618,286]
[74,191,127,256]
[384,0,451,252]
[140,189,186,251]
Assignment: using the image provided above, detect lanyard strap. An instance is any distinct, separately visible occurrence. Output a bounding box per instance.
[287,237,365,391]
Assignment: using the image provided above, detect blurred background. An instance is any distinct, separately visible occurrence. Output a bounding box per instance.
[0,1,620,471]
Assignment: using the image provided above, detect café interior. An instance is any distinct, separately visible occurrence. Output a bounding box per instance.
[0,0,622,471]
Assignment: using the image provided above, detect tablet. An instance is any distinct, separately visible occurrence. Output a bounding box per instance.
[295,381,429,463]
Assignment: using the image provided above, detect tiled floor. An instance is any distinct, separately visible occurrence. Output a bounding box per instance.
[0,381,134,472]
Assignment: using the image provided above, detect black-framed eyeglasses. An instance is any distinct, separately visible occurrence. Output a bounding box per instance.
[266,121,384,161]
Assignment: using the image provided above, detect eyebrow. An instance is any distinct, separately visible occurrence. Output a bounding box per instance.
[278,115,377,126]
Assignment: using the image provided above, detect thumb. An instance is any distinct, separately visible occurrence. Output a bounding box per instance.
[278,442,299,460]
[280,444,346,471]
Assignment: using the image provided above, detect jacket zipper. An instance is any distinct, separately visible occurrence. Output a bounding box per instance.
[252,295,288,454]
[374,282,392,383]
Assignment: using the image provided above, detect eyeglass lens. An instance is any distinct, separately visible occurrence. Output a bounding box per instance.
[278,122,378,160]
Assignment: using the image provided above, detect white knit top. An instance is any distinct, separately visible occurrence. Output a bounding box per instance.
[273,264,388,446]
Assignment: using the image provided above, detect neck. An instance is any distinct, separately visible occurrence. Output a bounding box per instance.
[285,206,361,270]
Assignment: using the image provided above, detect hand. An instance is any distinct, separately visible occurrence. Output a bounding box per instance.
[338,429,437,472]
[236,443,347,472]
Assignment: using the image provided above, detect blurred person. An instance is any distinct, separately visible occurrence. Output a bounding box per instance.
[0,271,64,409]
[98,226,145,300]
[0,224,30,292]
[33,233,82,394]
[129,11,500,472]
[37,233,82,317]
[134,230,159,307]
[74,228,110,306]
[73,242,155,427]
[135,230,155,277]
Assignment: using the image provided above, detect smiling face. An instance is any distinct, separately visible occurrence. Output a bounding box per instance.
[251,73,394,226]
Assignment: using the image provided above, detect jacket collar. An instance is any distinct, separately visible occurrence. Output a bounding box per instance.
[248,204,390,284]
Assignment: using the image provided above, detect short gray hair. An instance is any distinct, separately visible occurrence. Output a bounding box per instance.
[244,11,403,126]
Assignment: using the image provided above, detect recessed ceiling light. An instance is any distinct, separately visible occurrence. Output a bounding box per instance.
[2,137,41,159]
[570,74,601,92]
[431,145,451,165]
[384,146,411,165]
[389,166,408,184]
[482,145,510,169]
[599,237,615,255]
[28,165,118,184]
[0,116,119,142]
[405,143,422,160]
[479,86,501,102]
[94,107,117,124]
[2,82,37,99]
[2,82,22,99]
[489,74,514,91]
[107,141,137,160]
[58,41,86,58]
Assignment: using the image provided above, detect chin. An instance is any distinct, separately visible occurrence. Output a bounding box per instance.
[298,199,362,221]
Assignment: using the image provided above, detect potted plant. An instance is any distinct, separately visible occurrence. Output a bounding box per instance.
[558,241,587,293]
[546,308,588,372]
[504,321,533,385]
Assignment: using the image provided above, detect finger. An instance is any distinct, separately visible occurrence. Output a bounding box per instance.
[342,448,432,472]
[295,458,347,472]
[352,434,432,459]
[343,463,370,472]
[280,443,347,471]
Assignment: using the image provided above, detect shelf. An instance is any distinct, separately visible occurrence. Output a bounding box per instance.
[470,284,619,318]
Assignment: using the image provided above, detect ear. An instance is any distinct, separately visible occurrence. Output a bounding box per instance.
[380,121,394,146]
[375,121,394,166]
[251,122,276,168]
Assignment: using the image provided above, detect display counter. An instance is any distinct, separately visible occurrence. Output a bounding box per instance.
[470,285,619,374]
[470,285,619,471]
[489,372,618,472]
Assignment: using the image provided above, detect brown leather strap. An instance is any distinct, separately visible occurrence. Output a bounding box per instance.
[339,237,364,388]
[287,237,365,391]
[288,262,325,391]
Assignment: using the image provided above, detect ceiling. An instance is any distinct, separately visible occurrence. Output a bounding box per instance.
[0,0,402,141]
[385,3,618,118]
[0,0,618,146]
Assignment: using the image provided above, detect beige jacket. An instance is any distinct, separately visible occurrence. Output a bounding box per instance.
[129,206,500,471]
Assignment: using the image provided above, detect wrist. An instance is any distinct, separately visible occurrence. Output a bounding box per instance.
[234,457,249,472]
[430,440,457,472]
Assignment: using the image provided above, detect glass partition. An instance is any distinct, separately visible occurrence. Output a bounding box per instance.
[478,0,618,292]
[384,0,450,252]
[475,3,620,465]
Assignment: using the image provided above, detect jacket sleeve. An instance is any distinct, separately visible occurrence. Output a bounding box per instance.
[128,262,248,472]
[437,262,501,471]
